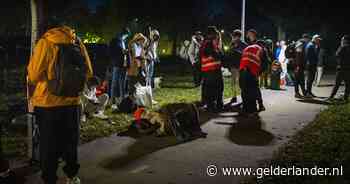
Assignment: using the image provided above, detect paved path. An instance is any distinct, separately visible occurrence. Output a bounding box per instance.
[27,75,338,184]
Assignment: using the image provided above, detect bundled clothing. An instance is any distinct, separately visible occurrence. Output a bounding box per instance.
[200,38,224,111]
[27,26,93,184]
[81,82,109,120]
[329,42,350,100]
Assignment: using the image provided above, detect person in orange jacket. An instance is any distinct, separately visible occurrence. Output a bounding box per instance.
[27,23,93,184]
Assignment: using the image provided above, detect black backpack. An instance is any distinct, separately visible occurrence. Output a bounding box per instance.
[48,42,87,97]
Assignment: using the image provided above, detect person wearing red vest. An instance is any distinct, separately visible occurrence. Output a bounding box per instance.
[200,26,224,112]
[239,40,268,115]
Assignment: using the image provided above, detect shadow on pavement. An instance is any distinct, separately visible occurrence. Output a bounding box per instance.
[297,98,332,105]
[100,110,218,170]
[216,115,275,146]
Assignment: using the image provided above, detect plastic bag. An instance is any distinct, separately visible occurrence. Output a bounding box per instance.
[135,83,153,108]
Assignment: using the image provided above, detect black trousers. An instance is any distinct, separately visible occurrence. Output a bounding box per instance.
[192,62,202,86]
[201,70,224,109]
[294,69,306,95]
[306,66,317,95]
[330,70,350,99]
[35,106,80,184]
[239,70,259,113]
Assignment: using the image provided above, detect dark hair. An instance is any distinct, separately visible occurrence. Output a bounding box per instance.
[232,29,242,37]
[302,33,310,39]
[247,29,258,35]
[206,26,219,36]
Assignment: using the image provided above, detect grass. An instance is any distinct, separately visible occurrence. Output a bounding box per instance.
[248,102,350,184]
[1,61,238,159]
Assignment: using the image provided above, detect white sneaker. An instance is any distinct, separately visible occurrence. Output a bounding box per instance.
[66,177,81,184]
[81,115,87,123]
[152,100,158,105]
[93,111,108,120]
[111,104,119,111]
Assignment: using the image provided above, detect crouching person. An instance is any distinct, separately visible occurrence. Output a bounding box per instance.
[200,26,224,112]
[239,41,268,116]
[27,23,93,184]
[81,77,109,121]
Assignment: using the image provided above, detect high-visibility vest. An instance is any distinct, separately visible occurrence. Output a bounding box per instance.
[239,44,263,77]
[200,40,222,72]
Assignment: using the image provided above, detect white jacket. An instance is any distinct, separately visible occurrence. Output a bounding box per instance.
[188,36,202,65]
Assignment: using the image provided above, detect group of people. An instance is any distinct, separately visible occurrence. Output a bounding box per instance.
[181,27,269,115]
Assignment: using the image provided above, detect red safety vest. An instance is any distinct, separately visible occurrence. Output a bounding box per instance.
[239,44,263,77]
[200,40,222,72]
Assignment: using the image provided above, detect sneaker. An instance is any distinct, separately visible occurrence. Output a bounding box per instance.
[111,104,119,111]
[152,100,158,105]
[230,97,237,104]
[81,115,87,123]
[295,93,303,99]
[66,177,81,184]
[93,111,108,120]
[258,105,266,112]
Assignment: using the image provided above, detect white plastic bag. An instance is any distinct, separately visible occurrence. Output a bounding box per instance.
[135,83,153,108]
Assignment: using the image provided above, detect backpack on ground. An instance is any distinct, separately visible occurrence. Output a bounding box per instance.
[47,42,87,97]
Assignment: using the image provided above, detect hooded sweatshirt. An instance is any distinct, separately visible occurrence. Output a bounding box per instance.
[27,26,93,107]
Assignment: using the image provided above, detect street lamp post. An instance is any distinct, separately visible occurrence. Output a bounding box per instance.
[241,0,246,41]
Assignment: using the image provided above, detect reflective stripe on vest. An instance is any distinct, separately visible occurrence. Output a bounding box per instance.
[201,56,221,72]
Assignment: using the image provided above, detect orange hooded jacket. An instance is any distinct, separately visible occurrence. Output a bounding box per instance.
[27,26,93,107]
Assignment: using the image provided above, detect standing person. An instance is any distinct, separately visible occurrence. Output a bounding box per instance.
[145,28,160,89]
[188,31,204,87]
[239,41,269,115]
[246,29,265,111]
[228,29,248,103]
[293,34,310,98]
[314,44,326,86]
[27,24,93,184]
[305,34,322,98]
[274,41,281,61]
[200,26,224,112]
[327,35,350,102]
[278,40,288,88]
[109,28,131,109]
[128,33,148,97]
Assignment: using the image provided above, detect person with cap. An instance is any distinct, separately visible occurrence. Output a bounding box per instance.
[188,31,204,87]
[327,35,350,102]
[228,29,248,103]
[245,29,266,111]
[200,26,224,112]
[127,33,148,97]
[305,34,322,98]
[293,34,311,98]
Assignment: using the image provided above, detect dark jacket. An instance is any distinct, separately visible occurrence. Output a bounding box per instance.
[318,48,326,67]
[226,40,248,68]
[336,44,350,70]
[109,34,129,68]
[295,39,308,70]
[305,42,320,67]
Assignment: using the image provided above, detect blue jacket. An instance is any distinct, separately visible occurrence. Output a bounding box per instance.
[305,42,320,66]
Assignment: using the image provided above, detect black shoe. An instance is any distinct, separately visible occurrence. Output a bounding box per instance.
[295,93,303,99]
[230,97,237,104]
[310,93,317,98]
[258,104,266,112]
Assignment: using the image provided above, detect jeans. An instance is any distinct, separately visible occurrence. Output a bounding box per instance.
[35,106,80,184]
[111,67,127,99]
[306,65,317,95]
[146,60,155,87]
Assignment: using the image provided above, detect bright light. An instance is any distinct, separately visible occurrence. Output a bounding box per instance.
[162,49,166,53]
[221,29,225,33]
[224,45,229,51]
